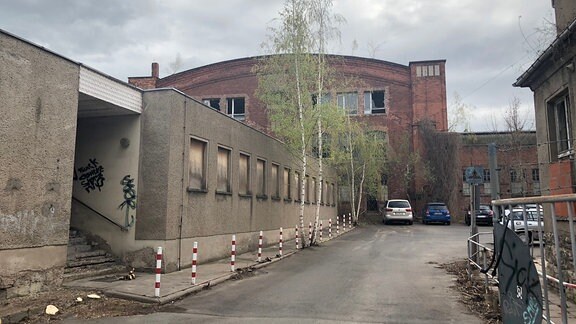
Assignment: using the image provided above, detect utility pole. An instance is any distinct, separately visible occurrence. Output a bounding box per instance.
[488,143,500,218]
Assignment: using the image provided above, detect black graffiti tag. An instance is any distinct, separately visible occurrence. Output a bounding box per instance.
[77,158,105,193]
[119,175,136,210]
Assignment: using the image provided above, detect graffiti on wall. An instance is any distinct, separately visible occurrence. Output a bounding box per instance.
[118,175,136,228]
[494,223,542,324]
[73,158,105,193]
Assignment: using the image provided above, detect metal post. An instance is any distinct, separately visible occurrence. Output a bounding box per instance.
[471,184,479,263]
[551,204,568,324]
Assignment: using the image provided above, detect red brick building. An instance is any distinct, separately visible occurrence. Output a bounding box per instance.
[130,55,448,212]
[457,132,540,219]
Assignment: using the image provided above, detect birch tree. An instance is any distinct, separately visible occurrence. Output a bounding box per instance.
[255,0,343,246]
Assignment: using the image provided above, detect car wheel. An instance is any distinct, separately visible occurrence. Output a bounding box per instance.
[408,220,413,225]
[423,220,427,225]
[446,221,451,225]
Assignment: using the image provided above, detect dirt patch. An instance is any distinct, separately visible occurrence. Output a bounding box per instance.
[441,260,502,324]
[0,287,159,323]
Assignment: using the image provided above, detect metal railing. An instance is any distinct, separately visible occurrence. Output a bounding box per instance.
[467,194,576,324]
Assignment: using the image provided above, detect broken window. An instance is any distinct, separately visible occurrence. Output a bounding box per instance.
[227,97,245,120]
[203,98,220,111]
[364,91,385,114]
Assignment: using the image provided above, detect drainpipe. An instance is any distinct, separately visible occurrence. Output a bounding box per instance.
[178,99,188,270]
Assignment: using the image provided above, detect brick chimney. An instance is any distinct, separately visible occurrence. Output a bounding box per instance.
[128,62,159,89]
[151,62,159,79]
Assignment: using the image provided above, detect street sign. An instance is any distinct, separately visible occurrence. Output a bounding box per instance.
[465,166,484,184]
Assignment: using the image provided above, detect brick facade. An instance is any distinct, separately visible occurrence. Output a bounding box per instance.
[129,55,448,208]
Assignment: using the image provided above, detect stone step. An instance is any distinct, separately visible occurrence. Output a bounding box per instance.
[67,244,93,255]
[66,255,117,268]
[68,236,88,246]
[67,249,109,261]
[63,264,127,283]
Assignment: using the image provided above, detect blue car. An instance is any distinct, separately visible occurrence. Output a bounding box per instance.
[422,202,451,225]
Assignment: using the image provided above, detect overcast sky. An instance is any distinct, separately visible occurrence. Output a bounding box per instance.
[0,0,556,131]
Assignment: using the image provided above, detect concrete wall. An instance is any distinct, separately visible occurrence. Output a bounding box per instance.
[136,89,338,271]
[0,31,79,298]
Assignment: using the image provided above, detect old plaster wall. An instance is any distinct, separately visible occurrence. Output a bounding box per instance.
[0,31,79,298]
[70,115,141,257]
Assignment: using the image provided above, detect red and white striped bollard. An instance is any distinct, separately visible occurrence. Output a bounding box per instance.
[308,222,312,245]
[349,213,352,227]
[295,225,299,249]
[279,227,283,256]
[343,214,346,230]
[154,246,162,297]
[320,220,323,242]
[329,218,332,239]
[191,242,198,285]
[336,217,340,235]
[258,231,263,262]
[231,234,236,272]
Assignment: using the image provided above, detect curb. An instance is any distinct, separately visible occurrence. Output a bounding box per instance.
[106,250,298,305]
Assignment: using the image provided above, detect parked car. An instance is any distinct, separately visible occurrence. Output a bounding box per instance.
[382,199,413,225]
[501,207,544,243]
[422,202,451,225]
[465,204,494,226]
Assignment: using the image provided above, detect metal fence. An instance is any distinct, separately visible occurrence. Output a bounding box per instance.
[467,194,576,324]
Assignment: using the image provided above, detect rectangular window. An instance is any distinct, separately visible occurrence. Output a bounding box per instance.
[295,171,301,201]
[364,91,386,114]
[271,163,279,198]
[217,147,231,193]
[462,182,470,196]
[239,153,250,195]
[256,158,266,196]
[312,177,317,203]
[337,92,358,115]
[510,169,518,183]
[312,93,331,106]
[434,65,440,76]
[483,169,490,183]
[305,175,310,202]
[547,93,572,159]
[227,97,246,120]
[416,66,422,77]
[283,168,291,199]
[331,183,336,205]
[189,138,207,190]
[532,168,540,182]
[202,98,220,111]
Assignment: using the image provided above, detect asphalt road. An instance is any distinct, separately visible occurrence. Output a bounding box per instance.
[71,223,483,323]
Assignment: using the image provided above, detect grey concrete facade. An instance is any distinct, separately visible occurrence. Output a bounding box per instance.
[136,89,338,271]
[0,31,79,298]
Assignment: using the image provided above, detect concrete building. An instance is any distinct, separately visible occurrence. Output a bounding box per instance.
[457,132,540,218]
[0,29,337,299]
[514,0,576,205]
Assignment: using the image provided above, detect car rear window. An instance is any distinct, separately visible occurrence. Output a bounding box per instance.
[428,204,447,210]
[388,201,410,208]
[511,211,540,221]
[479,205,491,211]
